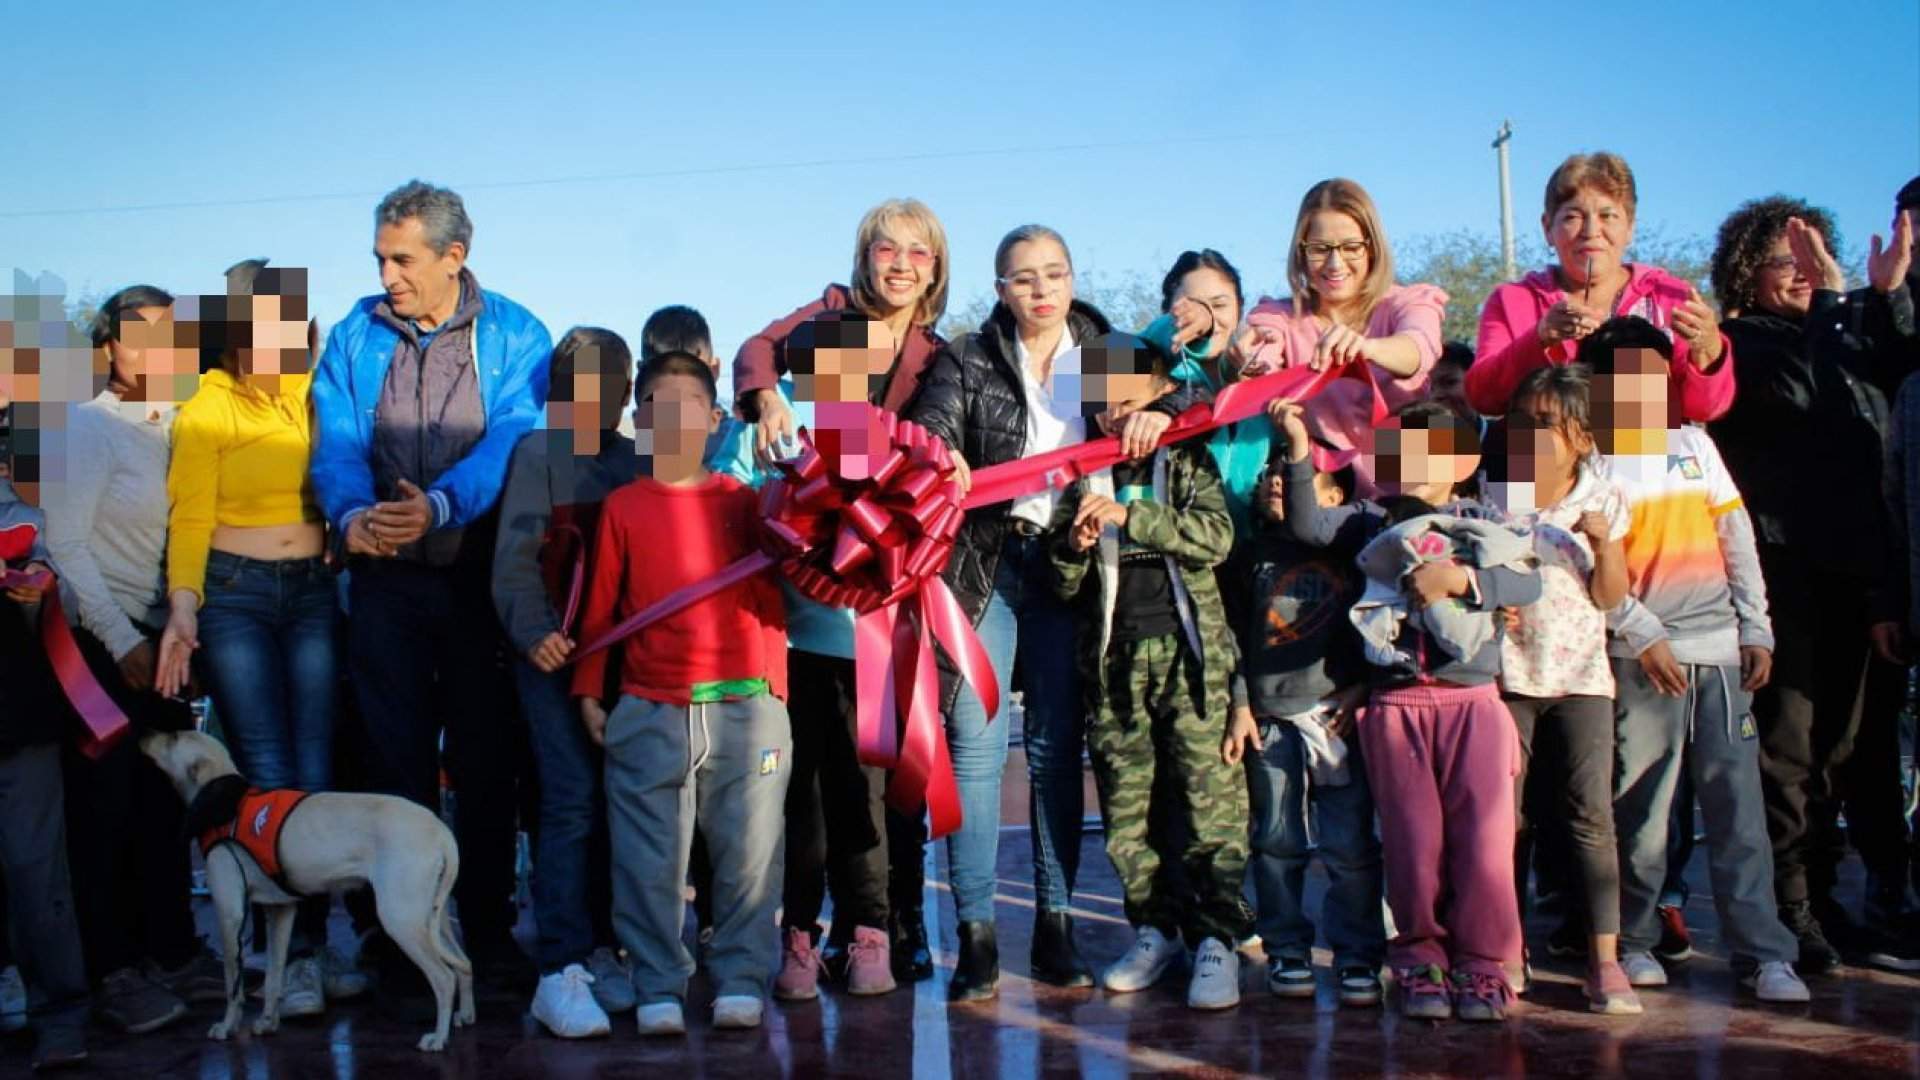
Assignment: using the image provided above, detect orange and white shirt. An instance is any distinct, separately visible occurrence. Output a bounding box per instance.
[1604,425,1774,665]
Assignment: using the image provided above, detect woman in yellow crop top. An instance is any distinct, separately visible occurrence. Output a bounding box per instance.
[156,265,350,1012]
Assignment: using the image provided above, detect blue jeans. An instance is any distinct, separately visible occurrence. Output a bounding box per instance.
[515,660,615,973]
[944,533,1086,922]
[196,551,338,951]
[1244,720,1386,970]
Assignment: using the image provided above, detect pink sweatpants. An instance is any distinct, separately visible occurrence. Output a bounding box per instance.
[1359,682,1522,980]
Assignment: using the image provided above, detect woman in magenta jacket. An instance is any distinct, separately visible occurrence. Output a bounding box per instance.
[1468,151,1735,419]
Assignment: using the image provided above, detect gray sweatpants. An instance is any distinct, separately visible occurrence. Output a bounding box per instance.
[603,694,792,1006]
[1612,658,1796,965]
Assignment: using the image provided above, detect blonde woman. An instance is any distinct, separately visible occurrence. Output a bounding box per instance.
[1240,179,1449,495]
[735,198,951,453]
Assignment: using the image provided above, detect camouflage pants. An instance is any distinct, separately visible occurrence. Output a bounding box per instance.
[1089,632,1251,945]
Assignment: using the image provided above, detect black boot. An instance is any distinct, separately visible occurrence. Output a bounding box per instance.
[890,900,935,982]
[1780,900,1840,974]
[948,920,999,1002]
[1030,910,1094,987]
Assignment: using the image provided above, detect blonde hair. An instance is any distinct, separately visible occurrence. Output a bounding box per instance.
[1287,178,1395,323]
[1544,151,1637,220]
[849,198,950,328]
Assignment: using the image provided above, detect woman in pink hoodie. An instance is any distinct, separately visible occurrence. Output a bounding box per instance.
[1240,179,1447,496]
[1468,152,1734,419]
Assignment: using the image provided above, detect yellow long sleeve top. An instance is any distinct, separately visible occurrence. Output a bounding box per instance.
[166,369,323,605]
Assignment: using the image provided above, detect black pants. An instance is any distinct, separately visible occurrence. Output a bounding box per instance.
[782,650,889,932]
[346,558,524,944]
[1754,549,1909,910]
[0,743,89,1032]
[1509,694,1621,935]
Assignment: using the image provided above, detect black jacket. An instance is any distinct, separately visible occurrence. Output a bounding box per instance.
[903,300,1209,710]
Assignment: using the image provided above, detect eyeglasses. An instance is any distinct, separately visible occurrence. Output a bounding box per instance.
[1759,254,1799,275]
[996,267,1072,293]
[870,241,936,269]
[1300,240,1370,265]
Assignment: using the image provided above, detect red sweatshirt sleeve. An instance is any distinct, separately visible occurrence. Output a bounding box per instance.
[569,489,629,700]
[1467,283,1552,416]
[730,290,837,408]
[1671,332,1737,422]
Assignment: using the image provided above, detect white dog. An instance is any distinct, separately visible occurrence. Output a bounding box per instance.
[141,730,475,1051]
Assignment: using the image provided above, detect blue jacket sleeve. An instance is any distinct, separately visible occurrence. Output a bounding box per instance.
[309,313,378,529]
[428,308,553,529]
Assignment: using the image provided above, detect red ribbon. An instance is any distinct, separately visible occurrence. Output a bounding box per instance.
[572,406,998,840]
[962,359,1387,509]
[1,567,130,760]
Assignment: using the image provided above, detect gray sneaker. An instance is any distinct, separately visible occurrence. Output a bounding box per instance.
[96,967,187,1035]
[148,948,229,1004]
[585,947,636,1014]
[320,945,370,1000]
[281,957,325,1018]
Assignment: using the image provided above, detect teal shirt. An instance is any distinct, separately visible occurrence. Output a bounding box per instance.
[1141,314,1272,537]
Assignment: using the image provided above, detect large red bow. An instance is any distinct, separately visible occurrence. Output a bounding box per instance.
[572,406,998,840]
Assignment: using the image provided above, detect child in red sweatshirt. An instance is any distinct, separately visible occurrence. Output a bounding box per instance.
[571,353,789,1037]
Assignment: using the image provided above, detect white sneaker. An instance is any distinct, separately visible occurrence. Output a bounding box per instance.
[531,965,612,1038]
[711,994,764,1029]
[1186,939,1241,1010]
[0,965,26,1031]
[636,1001,686,1036]
[1744,961,1810,1003]
[1103,926,1178,993]
[1620,951,1668,987]
[281,956,325,1018]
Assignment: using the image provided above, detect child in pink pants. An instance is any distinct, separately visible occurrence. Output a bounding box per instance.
[1273,399,1538,1022]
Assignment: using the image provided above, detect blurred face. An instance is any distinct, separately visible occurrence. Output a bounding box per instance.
[1592,348,1670,456]
[1750,232,1813,319]
[239,292,315,393]
[1373,420,1476,502]
[102,304,172,391]
[995,238,1074,337]
[546,348,631,455]
[1302,210,1371,311]
[1496,397,1592,512]
[633,372,721,480]
[1545,186,1635,287]
[374,217,465,322]
[865,220,936,316]
[795,321,896,404]
[1172,267,1241,356]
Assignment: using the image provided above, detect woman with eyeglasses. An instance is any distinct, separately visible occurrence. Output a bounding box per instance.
[906,223,1203,1001]
[1704,195,1920,975]
[1468,151,1735,420]
[1235,179,1449,496]
[725,199,952,989]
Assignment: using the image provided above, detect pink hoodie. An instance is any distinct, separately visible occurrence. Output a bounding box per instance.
[1243,282,1448,495]
[1468,264,1735,420]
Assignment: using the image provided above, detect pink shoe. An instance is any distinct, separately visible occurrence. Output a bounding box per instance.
[846,926,897,996]
[774,928,819,1002]
[1584,960,1644,1015]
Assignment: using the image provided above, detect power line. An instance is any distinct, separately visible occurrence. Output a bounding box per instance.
[0,130,1364,221]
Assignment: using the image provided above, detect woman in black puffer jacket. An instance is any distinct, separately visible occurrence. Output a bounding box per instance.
[905,224,1199,1001]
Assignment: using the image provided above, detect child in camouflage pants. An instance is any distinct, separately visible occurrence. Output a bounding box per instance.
[1049,333,1249,1011]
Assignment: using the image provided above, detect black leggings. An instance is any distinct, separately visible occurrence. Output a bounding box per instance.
[1509,694,1621,936]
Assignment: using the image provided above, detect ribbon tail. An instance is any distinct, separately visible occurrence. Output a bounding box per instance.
[854,605,901,768]
[39,589,131,760]
[884,603,962,837]
[920,578,998,724]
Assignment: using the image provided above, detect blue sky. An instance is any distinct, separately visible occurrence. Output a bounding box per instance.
[4,1,1916,388]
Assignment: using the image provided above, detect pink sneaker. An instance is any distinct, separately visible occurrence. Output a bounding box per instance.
[1584,959,1644,1015]
[846,926,897,996]
[774,928,819,1002]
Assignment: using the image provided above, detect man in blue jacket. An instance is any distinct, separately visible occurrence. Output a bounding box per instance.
[311,180,551,986]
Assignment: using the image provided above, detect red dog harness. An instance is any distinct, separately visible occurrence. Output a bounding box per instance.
[199,787,312,893]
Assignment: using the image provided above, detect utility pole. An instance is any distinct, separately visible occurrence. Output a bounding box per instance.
[1492,119,1517,282]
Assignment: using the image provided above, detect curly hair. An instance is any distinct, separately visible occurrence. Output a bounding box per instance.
[1710,196,1840,315]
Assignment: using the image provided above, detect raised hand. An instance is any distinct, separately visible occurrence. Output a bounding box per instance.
[1786,216,1847,293]
[1869,209,1915,296]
